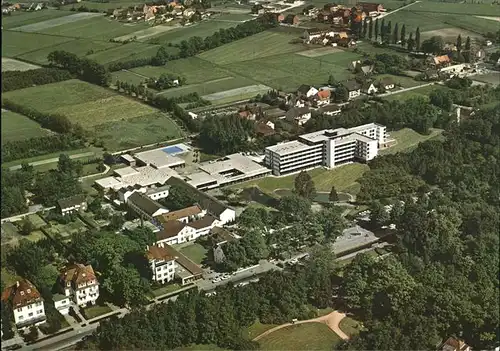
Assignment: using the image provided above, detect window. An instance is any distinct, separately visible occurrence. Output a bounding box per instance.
[37,310,43,314]
[27,305,33,309]
[17,308,22,312]
[28,312,33,317]
[36,302,42,306]
[18,316,24,320]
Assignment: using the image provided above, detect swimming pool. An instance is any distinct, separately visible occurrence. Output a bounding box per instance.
[162,145,184,155]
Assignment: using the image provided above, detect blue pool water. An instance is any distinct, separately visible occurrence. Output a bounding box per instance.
[162,145,184,155]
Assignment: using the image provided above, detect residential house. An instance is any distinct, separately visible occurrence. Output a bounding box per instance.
[439,63,470,78]
[276,13,285,22]
[53,294,71,315]
[127,192,169,221]
[59,264,99,307]
[1,280,46,328]
[323,3,340,12]
[156,205,205,224]
[361,82,378,95]
[303,28,324,43]
[475,49,486,61]
[283,14,299,25]
[432,54,451,67]
[342,80,361,99]
[57,194,87,216]
[256,121,276,137]
[146,245,177,284]
[358,2,384,15]
[183,8,195,18]
[165,177,236,224]
[238,110,256,120]
[360,65,374,75]
[314,89,331,106]
[265,107,287,119]
[285,107,311,126]
[317,10,332,23]
[378,77,395,91]
[297,84,319,98]
[157,245,203,285]
[156,220,194,246]
[439,337,471,351]
[349,60,362,71]
[338,37,355,47]
[319,104,341,116]
[188,111,198,119]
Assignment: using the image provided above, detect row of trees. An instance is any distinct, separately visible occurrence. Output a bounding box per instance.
[339,105,500,349]
[2,68,72,93]
[48,50,110,87]
[77,247,340,350]
[146,73,186,90]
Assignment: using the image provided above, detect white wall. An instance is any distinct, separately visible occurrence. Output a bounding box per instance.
[54,298,70,315]
[219,209,236,225]
[151,259,177,284]
[13,301,45,326]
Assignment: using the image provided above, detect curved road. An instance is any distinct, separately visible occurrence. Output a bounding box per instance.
[253,311,349,342]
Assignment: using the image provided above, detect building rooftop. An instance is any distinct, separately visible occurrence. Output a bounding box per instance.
[128,192,166,216]
[188,215,217,229]
[57,194,86,210]
[146,245,177,261]
[114,166,140,178]
[156,205,203,223]
[60,263,97,287]
[185,171,218,188]
[120,154,135,163]
[95,165,180,191]
[161,245,203,277]
[1,279,43,309]
[265,140,313,156]
[134,148,185,169]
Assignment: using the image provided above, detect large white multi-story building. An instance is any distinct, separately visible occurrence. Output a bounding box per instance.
[264,123,387,176]
[146,245,177,284]
[59,264,99,307]
[1,280,46,329]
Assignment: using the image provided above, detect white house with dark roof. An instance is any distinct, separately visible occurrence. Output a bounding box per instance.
[285,107,312,126]
[155,215,219,246]
[127,192,169,221]
[342,80,361,100]
[1,279,46,328]
[57,195,87,216]
[59,263,99,307]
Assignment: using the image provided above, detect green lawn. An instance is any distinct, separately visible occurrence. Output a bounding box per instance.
[375,74,423,88]
[338,317,362,338]
[18,38,120,65]
[246,320,279,340]
[177,243,208,265]
[382,9,450,34]
[384,84,449,101]
[27,214,47,229]
[1,10,75,29]
[1,268,21,287]
[198,31,308,65]
[146,20,236,45]
[232,164,369,195]
[258,323,341,351]
[151,283,183,297]
[82,304,112,320]
[1,110,52,144]
[381,128,444,155]
[408,1,499,16]
[2,30,73,57]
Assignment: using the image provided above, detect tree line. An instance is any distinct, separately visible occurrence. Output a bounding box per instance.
[48,50,110,87]
[2,68,72,93]
[338,105,499,350]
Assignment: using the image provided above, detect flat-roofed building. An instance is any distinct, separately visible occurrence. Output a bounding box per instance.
[264,123,387,175]
[95,165,180,191]
[134,148,185,170]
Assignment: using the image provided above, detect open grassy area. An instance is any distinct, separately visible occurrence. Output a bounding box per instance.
[1,146,102,168]
[60,1,142,11]
[2,30,73,57]
[178,243,208,265]
[146,20,236,45]
[2,10,74,29]
[232,164,369,194]
[338,317,362,338]
[384,84,449,101]
[18,38,120,65]
[408,1,499,16]
[151,283,183,297]
[258,323,341,351]
[198,31,307,65]
[3,80,156,128]
[1,110,52,144]
[381,128,444,155]
[87,41,161,65]
[246,320,279,340]
[1,268,21,286]
[82,304,112,320]
[375,74,422,88]
[94,112,184,151]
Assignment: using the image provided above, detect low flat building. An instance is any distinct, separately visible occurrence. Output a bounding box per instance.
[57,195,87,216]
[157,245,203,285]
[134,148,186,169]
[59,264,99,307]
[264,123,387,175]
[1,280,46,329]
[53,294,70,315]
[146,245,177,284]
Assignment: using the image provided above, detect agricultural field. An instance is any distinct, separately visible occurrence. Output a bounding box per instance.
[11,12,103,32]
[1,9,74,29]
[197,31,308,65]
[381,128,444,155]
[473,72,500,87]
[408,1,500,16]
[1,110,52,144]
[18,39,120,65]
[114,23,180,42]
[146,20,236,45]
[258,323,341,351]
[2,30,73,57]
[384,84,450,101]
[1,57,40,71]
[87,41,161,65]
[61,1,142,11]
[375,74,423,88]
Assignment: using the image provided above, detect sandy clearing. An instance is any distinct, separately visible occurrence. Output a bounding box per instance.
[2,57,40,72]
[11,12,103,32]
[114,24,180,41]
[475,16,500,22]
[298,47,344,57]
[202,84,270,101]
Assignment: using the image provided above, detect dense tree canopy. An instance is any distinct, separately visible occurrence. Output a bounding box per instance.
[199,114,255,154]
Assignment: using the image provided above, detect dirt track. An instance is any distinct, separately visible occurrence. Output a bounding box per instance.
[253,311,349,342]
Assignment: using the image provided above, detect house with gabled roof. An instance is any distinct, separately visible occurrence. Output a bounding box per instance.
[342,80,361,99]
[319,104,341,116]
[297,84,319,98]
[314,89,331,106]
[1,280,46,329]
[377,77,395,91]
[57,194,87,215]
[286,107,312,126]
[127,192,169,221]
[432,54,451,67]
[362,81,378,95]
[284,13,299,25]
[439,337,471,351]
[156,205,205,224]
[59,264,99,307]
[146,245,177,284]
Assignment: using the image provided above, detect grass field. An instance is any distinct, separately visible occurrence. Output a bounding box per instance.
[258,323,341,351]
[473,72,500,86]
[1,10,74,29]
[2,57,40,71]
[2,30,73,57]
[198,31,307,65]
[1,110,52,143]
[146,20,236,45]
[232,163,369,194]
[338,317,362,338]
[246,320,279,340]
[18,38,120,65]
[384,84,450,101]
[82,304,112,320]
[151,283,183,297]
[87,41,161,65]
[94,112,184,151]
[178,243,208,265]
[61,1,142,11]
[375,74,422,88]
[2,79,157,128]
[408,1,500,16]
[381,128,444,155]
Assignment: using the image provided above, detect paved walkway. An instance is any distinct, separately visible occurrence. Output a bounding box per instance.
[377,0,420,18]
[253,311,349,342]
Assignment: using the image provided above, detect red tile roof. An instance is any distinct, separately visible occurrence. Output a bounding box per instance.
[1,279,42,308]
[60,264,97,287]
[434,55,450,65]
[157,220,187,240]
[146,245,177,261]
[157,205,203,223]
[317,90,331,99]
